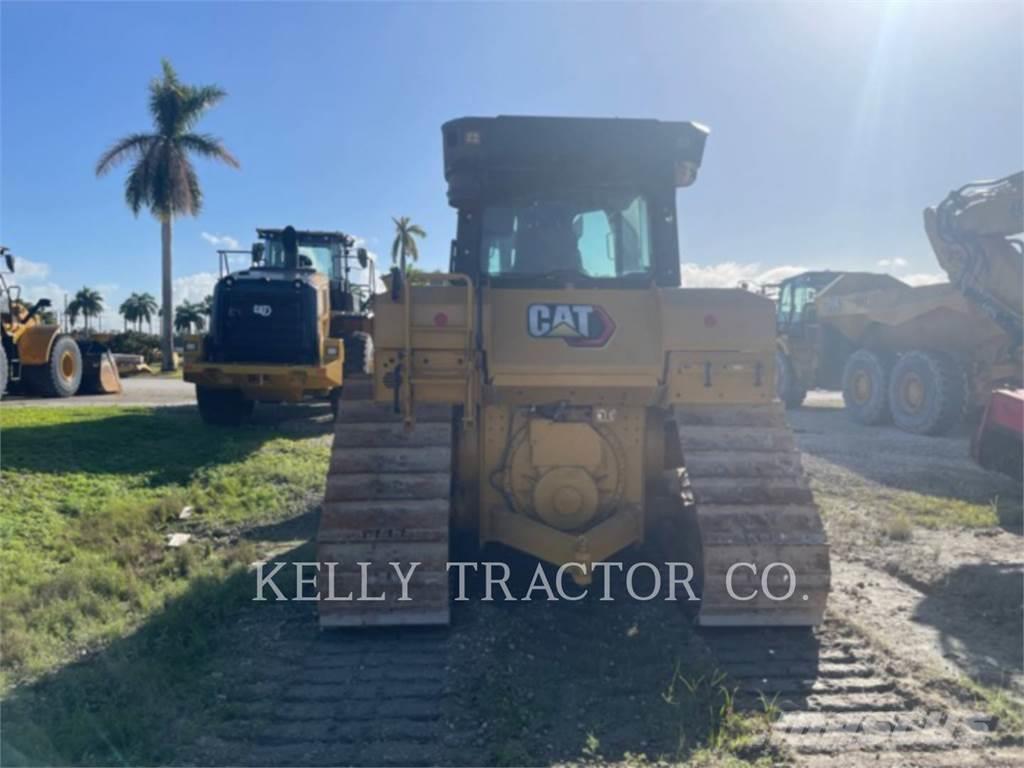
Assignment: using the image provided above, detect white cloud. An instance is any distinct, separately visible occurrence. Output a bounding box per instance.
[680,262,807,289]
[10,256,52,280]
[900,272,947,287]
[877,257,908,268]
[173,272,219,305]
[201,232,240,250]
[6,256,68,307]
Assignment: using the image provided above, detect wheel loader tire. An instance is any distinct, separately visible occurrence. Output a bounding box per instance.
[343,332,373,376]
[196,386,254,426]
[842,349,889,426]
[0,343,7,397]
[24,334,82,397]
[775,349,807,409]
[888,350,967,435]
[329,386,343,421]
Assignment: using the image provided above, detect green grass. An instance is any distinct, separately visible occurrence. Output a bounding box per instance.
[148,367,184,379]
[814,476,1015,532]
[888,490,1011,530]
[961,677,1024,739]
[0,405,329,689]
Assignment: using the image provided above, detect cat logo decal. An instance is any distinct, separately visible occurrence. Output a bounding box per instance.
[527,304,615,348]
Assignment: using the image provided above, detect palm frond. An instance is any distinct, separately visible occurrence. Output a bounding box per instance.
[180,86,227,130]
[95,133,157,176]
[178,133,240,168]
[123,138,164,216]
[149,77,184,137]
[159,58,179,87]
[407,225,426,238]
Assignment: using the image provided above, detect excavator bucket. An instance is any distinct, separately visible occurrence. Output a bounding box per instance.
[77,341,122,395]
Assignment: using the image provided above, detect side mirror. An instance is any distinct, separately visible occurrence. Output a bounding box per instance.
[357,248,369,269]
[251,243,265,265]
[4,252,14,273]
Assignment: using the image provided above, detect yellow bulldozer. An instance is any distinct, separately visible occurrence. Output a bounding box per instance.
[775,172,1022,436]
[1,247,121,398]
[316,116,830,628]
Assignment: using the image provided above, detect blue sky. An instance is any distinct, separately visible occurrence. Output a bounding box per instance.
[2,1,1021,328]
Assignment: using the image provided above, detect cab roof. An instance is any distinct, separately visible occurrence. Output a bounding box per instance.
[256,228,355,247]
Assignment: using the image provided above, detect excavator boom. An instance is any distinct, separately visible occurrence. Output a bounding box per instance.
[924,171,1024,344]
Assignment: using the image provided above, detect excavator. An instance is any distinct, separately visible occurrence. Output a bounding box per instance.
[316,116,830,627]
[925,172,1023,480]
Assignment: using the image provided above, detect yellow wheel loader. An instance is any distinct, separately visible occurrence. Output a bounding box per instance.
[183,226,375,425]
[0,247,121,398]
[317,116,830,628]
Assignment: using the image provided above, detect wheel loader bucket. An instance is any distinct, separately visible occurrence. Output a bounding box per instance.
[77,341,122,395]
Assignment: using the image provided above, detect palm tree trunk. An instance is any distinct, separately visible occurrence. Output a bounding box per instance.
[400,242,407,274]
[160,217,174,371]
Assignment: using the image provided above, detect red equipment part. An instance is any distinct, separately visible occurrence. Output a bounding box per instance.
[972,388,1024,482]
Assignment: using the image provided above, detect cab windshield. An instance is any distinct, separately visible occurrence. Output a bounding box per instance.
[481,192,651,279]
[262,237,340,277]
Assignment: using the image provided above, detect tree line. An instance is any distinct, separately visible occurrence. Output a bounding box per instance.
[57,286,212,335]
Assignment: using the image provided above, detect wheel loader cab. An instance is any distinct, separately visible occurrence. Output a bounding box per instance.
[318,116,830,630]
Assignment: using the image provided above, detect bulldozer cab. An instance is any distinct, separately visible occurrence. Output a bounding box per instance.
[446,116,709,289]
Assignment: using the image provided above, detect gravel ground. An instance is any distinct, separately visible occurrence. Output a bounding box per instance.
[1,375,196,408]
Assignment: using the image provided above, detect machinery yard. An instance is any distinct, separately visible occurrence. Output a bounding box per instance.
[2,4,1022,768]
[1,395,1020,766]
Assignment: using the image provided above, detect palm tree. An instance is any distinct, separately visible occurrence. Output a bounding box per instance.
[67,300,81,330]
[73,287,104,332]
[137,292,158,332]
[200,293,214,317]
[391,216,426,273]
[95,59,239,370]
[174,301,206,334]
[119,294,141,331]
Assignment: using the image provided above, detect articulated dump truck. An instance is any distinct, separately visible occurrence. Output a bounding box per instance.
[317,116,830,628]
[776,173,1022,437]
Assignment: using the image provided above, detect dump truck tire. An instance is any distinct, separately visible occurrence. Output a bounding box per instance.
[343,332,373,376]
[196,386,254,426]
[888,350,966,435]
[24,334,82,397]
[0,343,7,396]
[842,349,889,425]
[775,349,807,409]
